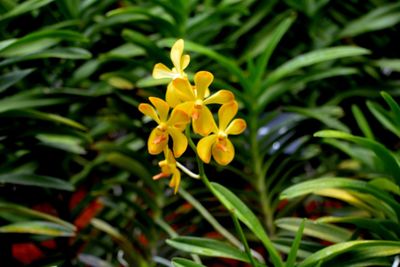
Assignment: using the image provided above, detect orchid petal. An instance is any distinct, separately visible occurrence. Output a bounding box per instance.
[175,101,194,121]
[194,71,213,100]
[218,101,238,131]
[166,82,182,107]
[181,54,190,70]
[169,169,181,194]
[173,78,195,100]
[171,39,184,72]
[149,97,169,122]
[193,106,215,136]
[212,138,235,166]
[169,128,188,158]
[152,63,174,79]
[203,90,234,105]
[168,108,190,131]
[138,103,160,124]
[226,118,247,135]
[148,128,168,155]
[197,134,217,164]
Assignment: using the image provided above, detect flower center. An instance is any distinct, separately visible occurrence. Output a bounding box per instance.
[194,99,203,109]
[217,131,227,141]
[157,122,168,132]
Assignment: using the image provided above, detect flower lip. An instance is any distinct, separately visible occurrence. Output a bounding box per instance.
[217,131,227,140]
[157,122,168,131]
[194,99,203,109]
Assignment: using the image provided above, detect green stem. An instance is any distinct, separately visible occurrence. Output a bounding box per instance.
[249,113,275,235]
[231,212,257,267]
[185,126,266,264]
[179,188,241,248]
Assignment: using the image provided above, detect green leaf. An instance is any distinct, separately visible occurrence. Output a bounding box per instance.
[0,221,75,237]
[36,133,87,154]
[3,109,87,131]
[381,91,400,125]
[0,47,92,67]
[314,130,400,182]
[159,38,250,91]
[299,241,400,267]
[105,152,160,194]
[210,182,283,267]
[172,258,206,267]
[167,237,249,262]
[351,105,374,140]
[0,68,35,93]
[0,96,68,113]
[276,218,352,243]
[251,12,296,94]
[373,58,400,73]
[0,30,87,57]
[339,3,400,38]
[280,177,400,219]
[286,106,349,132]
[122,29,167,62]
[367,101,400,137]
[265,46,370,85]
[286,219,305,267]
[0,173,74,191]
[0,0,54,21]
[0,202,75,230]
[91,218,147,266]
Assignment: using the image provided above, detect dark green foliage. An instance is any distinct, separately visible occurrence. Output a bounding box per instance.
[0,0,399,266]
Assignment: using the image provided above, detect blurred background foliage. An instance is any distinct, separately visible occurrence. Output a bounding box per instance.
[0,0,400,266]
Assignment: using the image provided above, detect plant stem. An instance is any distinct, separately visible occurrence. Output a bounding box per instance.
[184,126,265,264]
[179,188,241,248]
[231,212,257,267]
[249,113,276,235]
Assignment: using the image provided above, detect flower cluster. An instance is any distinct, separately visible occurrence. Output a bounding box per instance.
[139,39,246,193]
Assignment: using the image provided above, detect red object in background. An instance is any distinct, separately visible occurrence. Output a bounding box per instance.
[74,199,103,230]
[69,187,87,211]
[12,243,44,265]
[32,202,58,217]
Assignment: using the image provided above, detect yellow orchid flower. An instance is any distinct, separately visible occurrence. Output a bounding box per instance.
[138,97,190,158]
[173,71,234,136]
[197,101,246,166]
[153,148,181,194]
[152,39,190,107]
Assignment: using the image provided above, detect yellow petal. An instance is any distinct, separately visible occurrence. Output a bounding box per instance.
[171,39,184,72]
[218,101,238,131]
[226,118,246,135]
[152,63,174,79]
[149,97,169,122]
[168,128,188,158]
[173,78,195,101]
[148,128,168,155]
[192,106,215,136]
[181,54,190,70]
[194,71,213,99]
[203,90,234,105]
[168,108,190,131]
[138,103,160,124]
[197,134,217,164]
[165,147,175,163]
[169,169,181,194]
[212,138,235,166]
[166,82,182,108]
[175,101,194,122]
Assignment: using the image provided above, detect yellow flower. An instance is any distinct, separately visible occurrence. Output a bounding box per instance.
[152,39,190,107]
[173,71,234,136]
[138,97,190,157]
[197,101,246,166]
[153,148,181,194]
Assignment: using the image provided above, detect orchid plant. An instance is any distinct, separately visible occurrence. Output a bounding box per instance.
[139,39,246,194]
